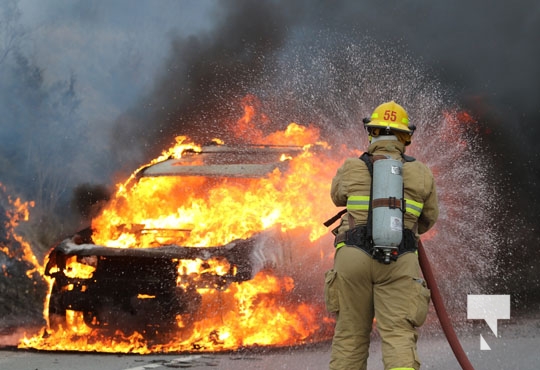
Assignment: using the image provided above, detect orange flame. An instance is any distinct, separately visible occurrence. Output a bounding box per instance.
[10,101,488,354]
[91,119,335,248]
[19,96,341,353]
[0,183,41,277]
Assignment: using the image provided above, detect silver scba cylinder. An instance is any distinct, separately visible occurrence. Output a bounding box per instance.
[372,158,403,248]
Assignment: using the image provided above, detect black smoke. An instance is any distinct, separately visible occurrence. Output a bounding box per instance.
[105,0,540,308]
[0,0,538,317]
[71,183,111,221]
[109,1,298,174]
[109,1,540,192]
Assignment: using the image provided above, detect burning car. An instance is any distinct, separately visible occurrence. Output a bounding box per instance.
[44,142,306,336]
[23,113,341,353]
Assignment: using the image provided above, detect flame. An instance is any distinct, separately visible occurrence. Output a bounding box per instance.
[439,108,481,151]
[20,271,324,353]
[91,121,336,248]
[0,183,41,277]
[6,99,492,354]
[19,96,342,353]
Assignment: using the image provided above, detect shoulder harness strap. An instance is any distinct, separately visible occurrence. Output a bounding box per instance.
[359,152,375,246]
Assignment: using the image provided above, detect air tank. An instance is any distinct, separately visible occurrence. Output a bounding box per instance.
[372,158,403,247]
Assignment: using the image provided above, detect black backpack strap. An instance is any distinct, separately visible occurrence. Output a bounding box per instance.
[402,153,416,162]
[359,152,374,176]
[323,208,347,227]
[359,153,374,248]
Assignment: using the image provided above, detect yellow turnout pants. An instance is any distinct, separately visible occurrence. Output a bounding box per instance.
[325,246,430,370]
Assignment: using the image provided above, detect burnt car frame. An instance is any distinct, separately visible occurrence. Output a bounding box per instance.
[44,143,303,334]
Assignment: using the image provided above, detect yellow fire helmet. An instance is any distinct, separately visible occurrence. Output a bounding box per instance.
[363,101,416,145]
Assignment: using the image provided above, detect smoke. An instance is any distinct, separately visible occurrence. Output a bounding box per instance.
[109,0,299,174]
[104,0,540,308]
[1,0,539,312]
[108,0,540,193]
[71,183,111,220]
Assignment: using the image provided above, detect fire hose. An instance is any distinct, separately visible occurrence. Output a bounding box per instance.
[418,240,475,370]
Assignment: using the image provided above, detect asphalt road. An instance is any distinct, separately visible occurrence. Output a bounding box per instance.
[1,316,538,370]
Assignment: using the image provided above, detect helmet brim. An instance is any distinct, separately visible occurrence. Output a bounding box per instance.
[364,122,414,134]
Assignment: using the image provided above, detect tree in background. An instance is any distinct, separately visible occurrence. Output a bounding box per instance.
[0,0,84,255]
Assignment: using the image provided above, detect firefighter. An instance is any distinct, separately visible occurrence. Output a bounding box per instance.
[325,101,439,370]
